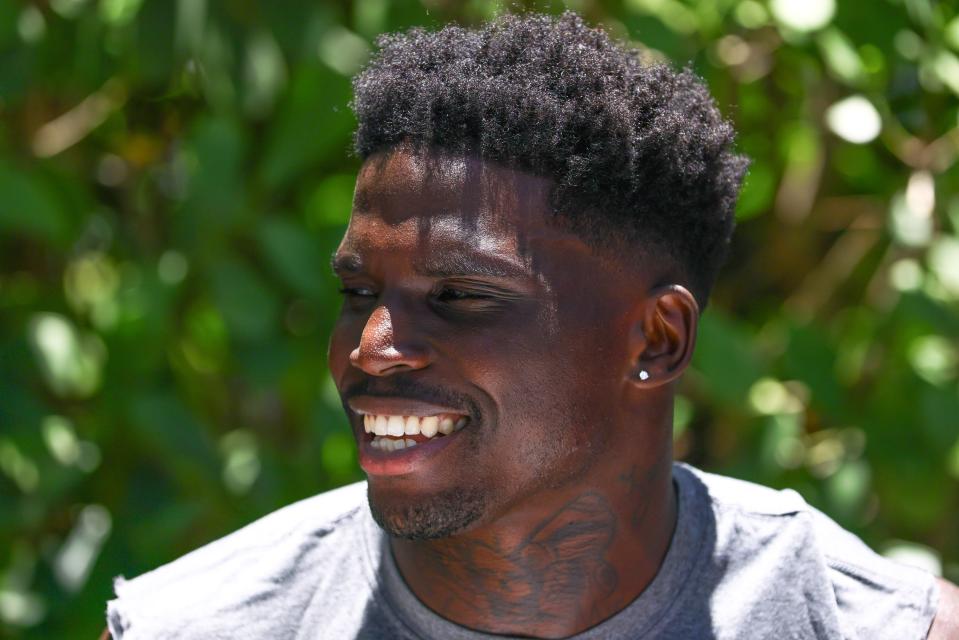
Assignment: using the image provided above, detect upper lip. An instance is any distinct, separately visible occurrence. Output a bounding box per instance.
[347,396,468,418]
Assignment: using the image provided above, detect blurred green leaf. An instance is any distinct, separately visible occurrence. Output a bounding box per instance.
[736,164,776,219]
[100,0,144,26]
[691,311,765,406]
[0,2,20,47]
[817,28,866,85]
[178,116,247,234]
[209,259,280,342]
[305,173,355,228]
[257,217,327,297]
[259,64,354,190]
[781,321,846,419]
[128,391,219,478]
[824,458,871,522]
[0,164,70,245]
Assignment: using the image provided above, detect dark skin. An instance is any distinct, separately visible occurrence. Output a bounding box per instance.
[100,147,959,639]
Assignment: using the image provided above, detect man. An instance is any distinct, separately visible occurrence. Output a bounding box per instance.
[105,12,959,639]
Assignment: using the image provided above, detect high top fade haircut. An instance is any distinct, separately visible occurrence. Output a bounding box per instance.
[351,11,748,307]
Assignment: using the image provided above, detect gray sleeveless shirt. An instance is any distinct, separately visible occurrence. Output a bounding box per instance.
[106,464,939,639]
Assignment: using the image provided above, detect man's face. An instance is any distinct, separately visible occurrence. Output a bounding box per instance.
[328,147,644,539]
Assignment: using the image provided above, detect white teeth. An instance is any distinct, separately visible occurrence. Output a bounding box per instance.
[420,416,439,438]
[404,416,420,435]
[371,436,415,451]
[387,416,405,437]
[438,417,454,435]
[365,414,468,446]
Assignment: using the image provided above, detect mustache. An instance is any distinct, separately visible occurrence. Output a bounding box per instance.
[340,377,480,416]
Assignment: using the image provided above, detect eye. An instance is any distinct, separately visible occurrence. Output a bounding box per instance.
[337,287,378,310]
[435,287,488,303]
[338,287,376,298]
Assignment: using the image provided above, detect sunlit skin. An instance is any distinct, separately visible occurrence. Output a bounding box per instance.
[327,146,699,638]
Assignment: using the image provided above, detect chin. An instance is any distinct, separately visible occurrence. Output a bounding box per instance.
[367,484,490,540]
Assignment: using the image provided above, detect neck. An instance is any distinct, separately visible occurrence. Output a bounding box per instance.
[390,450,677,638]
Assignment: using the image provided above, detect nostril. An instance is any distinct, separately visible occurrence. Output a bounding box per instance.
[353,352,425,375]
[350,342,431,376]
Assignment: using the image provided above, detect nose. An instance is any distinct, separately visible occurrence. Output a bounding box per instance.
[349,305,432,376]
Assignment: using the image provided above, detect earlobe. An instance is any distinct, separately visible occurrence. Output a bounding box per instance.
[627,285,699,388]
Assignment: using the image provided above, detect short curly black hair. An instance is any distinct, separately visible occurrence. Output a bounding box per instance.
[351,11,748,307]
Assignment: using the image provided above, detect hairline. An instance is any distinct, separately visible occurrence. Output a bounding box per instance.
[355,141,691,297]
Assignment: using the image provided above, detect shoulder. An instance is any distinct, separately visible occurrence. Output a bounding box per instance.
[928,577,959,639]
[107,481,372,638]
[117,480,368,591]
[676,464,940,638]
[677,463,807,517]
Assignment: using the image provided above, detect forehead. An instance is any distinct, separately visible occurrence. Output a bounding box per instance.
[337,147,655,322]
[347,147,560,257]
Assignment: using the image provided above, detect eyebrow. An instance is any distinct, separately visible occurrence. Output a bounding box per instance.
[415,252,529,279]
[330,250,530,279]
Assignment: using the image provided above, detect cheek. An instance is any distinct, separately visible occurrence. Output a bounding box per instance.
[484,351,613,488]
[479,325,596,435]
[497,308,624,449]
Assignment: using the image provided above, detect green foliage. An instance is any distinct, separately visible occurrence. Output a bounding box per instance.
[1,0,958,636]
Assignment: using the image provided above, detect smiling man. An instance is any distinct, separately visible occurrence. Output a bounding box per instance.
[105,12,958,640]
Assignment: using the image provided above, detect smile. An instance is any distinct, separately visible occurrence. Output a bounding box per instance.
[348,396,474,474]
[364,414,468,452]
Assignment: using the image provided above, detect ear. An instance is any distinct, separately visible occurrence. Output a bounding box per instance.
[627,285,699,388]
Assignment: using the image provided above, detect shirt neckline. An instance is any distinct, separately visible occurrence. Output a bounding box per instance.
[361,463,711,640]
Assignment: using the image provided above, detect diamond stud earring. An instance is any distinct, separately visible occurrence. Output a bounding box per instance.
[639,370,650,381]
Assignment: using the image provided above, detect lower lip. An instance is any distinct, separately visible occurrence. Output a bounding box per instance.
[357,428,466,476]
